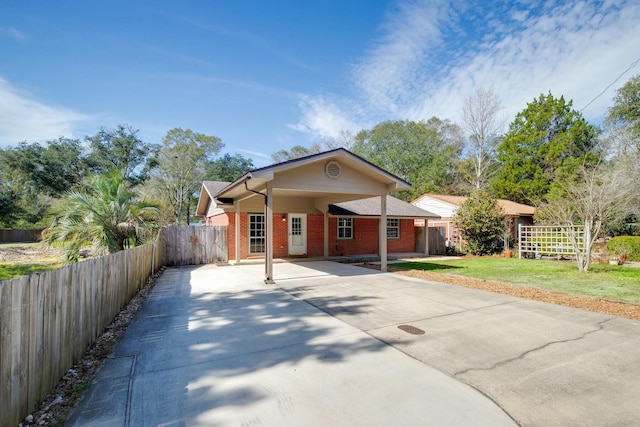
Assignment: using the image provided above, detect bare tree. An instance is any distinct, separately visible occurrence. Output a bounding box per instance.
[322,130,355,151]
[461,88,503,190]
[536,160,638,272]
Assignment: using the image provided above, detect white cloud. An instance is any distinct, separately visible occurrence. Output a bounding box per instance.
[292,0,640,139]
[0,26,27,41]
[0,77,93,146]
[288,94,366,141]
[237,148,271,160]
[352,0,449,114]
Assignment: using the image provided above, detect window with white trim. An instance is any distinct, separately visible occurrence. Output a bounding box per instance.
[387,218,400,239]
[337,217,353,239]
[249,214,265,254]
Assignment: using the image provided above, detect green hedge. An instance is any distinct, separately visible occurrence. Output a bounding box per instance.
[607,236,640,262]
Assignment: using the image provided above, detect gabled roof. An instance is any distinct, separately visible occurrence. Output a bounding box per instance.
[203,180,231,196]
[330,195,438,218]
[414,194,536,216]
[215,148,411,200]
[196,180,231,216]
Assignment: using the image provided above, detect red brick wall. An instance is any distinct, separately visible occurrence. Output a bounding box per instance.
[211,213,416,260]
[307,214,325,256]
[329,218,415,256]
[389,219,416,252]
[273,214,288,258]
[228,213,236,260]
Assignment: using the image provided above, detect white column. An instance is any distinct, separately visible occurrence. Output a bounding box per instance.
[379,195,387,272]
[234,203,240,263]
[265,187,274,283]
[424,218,429,255]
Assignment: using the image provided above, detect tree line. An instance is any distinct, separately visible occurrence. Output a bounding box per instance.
[1,76,638,268]
[0,125,255,229]
[274,77,640,240]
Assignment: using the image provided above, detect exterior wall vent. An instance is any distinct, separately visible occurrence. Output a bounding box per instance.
[325,161,341,178]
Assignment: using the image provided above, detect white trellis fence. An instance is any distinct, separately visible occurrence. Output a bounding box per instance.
[518,224,584,259]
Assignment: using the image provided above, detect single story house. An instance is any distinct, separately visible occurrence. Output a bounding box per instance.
[196,148,438,282]
[412,194,536,246]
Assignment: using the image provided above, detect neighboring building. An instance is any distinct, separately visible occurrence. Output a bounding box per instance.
[195,149,438,282]
[412,194,536,246]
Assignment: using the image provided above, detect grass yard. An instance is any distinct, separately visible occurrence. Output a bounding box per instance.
[392,257,640,304]
[0,243,64,282]
[0,263,61,282]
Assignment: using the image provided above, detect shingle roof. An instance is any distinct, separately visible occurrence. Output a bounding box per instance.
[196,181,232,216]
[330,195,438,218]
[202,181,231,197]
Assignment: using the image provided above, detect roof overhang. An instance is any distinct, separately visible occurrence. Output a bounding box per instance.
[213,148,411,205]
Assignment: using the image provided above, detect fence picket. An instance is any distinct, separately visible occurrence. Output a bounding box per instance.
[0,225,227,427]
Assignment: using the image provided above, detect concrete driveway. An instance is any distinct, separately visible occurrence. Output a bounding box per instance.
[269,261,640,427]
[67,262,515,427]
[67,261,640,426]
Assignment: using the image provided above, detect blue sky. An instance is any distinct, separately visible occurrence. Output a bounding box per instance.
[1,0,639,167]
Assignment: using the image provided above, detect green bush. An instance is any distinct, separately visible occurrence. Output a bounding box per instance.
[607,236,640,262]
[453,192,507,256]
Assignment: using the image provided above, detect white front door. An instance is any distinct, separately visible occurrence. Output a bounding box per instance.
[288,214,307,255]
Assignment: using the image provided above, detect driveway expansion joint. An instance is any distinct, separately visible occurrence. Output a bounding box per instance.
[453,317,614,377]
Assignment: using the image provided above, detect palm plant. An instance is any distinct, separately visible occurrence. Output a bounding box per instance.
[43,171,160,263]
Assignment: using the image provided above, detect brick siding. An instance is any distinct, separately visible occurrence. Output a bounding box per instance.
[217,213,416,260]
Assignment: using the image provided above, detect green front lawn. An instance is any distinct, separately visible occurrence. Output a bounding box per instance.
[392,257,640,304]
[0,263,61,282]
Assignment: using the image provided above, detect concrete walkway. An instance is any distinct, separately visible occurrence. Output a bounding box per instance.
[67,263,515,427]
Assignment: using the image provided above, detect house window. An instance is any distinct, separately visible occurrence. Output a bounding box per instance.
[387,218,400,239]
[337,217,353,239]
[249,214,265,254]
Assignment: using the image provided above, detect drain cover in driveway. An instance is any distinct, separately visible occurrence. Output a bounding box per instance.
[398,325,425,335]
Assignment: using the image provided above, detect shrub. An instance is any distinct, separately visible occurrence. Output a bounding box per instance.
[607,236,640,262]
[453,192,507,256]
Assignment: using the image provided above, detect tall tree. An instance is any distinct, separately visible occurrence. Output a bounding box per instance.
[352,118,464,200]
[43,171,160,263]
[271,143,322,163]
[206,153,254,182]
[536,160,638,272]
[86,124,159,185]
[0,185,21,228]
[492,93,600,205]
[605,74,640,156]
[1,138,89,226]
[148,128,223,225]
[3,138,88,197]
[461,88,503,191]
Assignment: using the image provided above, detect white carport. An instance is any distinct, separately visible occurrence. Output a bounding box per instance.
[200,149,412,283]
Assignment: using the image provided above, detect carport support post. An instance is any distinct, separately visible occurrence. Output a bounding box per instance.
[424,218,429,255]
[235,203,240,263]
[265,187,275,284]
[379,195,387,272]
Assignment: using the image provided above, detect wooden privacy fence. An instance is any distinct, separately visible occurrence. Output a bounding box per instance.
[0,229,43,243]
[160,225,227,266]
[0,225,227,427]
[415,226,446,255]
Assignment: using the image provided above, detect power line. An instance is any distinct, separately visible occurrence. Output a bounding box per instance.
[581,55,640,112]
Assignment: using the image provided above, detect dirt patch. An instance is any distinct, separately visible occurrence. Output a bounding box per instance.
[362,263,640,321]
[0,243,64,264]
